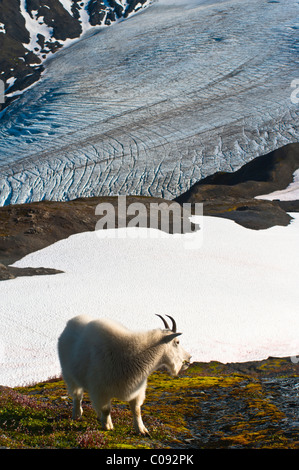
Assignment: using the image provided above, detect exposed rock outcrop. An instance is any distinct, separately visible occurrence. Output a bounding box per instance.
[0,0,151,107]
[175,143,299,230]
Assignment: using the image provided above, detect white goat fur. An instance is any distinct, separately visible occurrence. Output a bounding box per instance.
[58,315,191,435]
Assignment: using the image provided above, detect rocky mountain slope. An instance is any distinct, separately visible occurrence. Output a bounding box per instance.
[0,0,150,104]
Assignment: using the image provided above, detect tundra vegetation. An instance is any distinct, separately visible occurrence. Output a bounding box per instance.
[0,357,298,449]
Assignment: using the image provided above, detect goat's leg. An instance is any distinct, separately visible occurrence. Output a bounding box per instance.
[129,385,149,436]
[90,393,114,430]
[72,388,84,419]
[100,402,113,430]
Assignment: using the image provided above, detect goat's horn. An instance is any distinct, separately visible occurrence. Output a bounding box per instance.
[155,314,170,330]
[166,315,177,333]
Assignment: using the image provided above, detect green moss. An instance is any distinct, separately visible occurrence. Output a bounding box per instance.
[257,358,289,372]
[0,363,298,449]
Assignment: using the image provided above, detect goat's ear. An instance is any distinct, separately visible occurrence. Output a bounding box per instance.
[161,332,182,344]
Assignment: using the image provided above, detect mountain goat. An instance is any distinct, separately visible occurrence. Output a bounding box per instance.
[58,314,191,435]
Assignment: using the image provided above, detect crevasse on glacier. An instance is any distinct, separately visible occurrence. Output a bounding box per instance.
[0,0,298,206]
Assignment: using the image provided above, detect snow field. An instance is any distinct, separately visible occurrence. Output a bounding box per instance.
[0,213,298,387]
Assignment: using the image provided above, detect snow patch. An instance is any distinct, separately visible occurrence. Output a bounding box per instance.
[19,1,54,53]
[5,77,16,89]
[1,213,299,387]
[58,0,73,16]
[256,169,299,201]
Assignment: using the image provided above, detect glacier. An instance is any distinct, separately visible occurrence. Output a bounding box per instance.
[0,0,298,205]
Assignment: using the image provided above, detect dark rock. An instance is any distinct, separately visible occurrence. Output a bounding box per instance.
[26,0,83,41]
[0,0,43,103]
[0,0,151,110]
[124,0,148,18]
[175,142,299,230]
[0,195,195,268]
[105,9,116,25]
[176,143,299,203]
[277,199,299,212]
[87,0,106,26]
[0,0,30,44]
[0,264,63,281]
[0,263,15,280]
[198,198,293,230]
[106,0,124,18]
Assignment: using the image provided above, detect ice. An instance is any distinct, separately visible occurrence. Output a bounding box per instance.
[0,0,298,205]
[0,212,299,387]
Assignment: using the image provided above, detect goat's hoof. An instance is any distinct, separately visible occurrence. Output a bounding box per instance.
[138,427,150,437]
[101,423,114,431]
